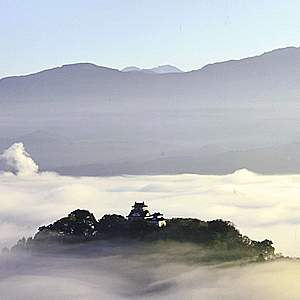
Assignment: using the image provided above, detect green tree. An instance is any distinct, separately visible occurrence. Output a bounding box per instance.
[128,219,157,239]
[253,239,275,258]
[98,214,128,237]
[35,209,98,241]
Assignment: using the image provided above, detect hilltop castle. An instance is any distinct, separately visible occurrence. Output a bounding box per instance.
[127,201,166,227]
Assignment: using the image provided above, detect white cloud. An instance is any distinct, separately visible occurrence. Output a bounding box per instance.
[1,167,300,256]
[1,249,300,300]
[0,142,39,175]
[1,144,300,299]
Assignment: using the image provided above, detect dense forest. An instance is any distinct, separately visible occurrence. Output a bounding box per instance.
[10,209,275,262]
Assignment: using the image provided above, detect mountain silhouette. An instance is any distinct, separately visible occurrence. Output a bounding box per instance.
[1,47,300,175]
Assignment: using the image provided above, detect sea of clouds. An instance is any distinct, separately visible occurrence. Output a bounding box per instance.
[1,142,300,299]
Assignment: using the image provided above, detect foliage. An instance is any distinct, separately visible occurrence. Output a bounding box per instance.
[127,219,159,239]
[18,209,275,261]
[35,209,98,243]
[98,214,128,237]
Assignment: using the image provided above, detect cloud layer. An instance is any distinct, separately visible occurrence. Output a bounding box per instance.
[1,143,300,299]
[1,145,300,256]
[1,248,300,300]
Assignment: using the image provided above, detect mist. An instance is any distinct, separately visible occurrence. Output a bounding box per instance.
[1,143,300,256]
[1,245,300,299]
[1,143,300,298]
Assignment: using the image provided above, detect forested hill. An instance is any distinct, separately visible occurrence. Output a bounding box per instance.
[11,209,275,262]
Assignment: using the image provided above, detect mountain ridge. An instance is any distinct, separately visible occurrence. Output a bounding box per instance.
[1,46,299,81]
[121,65,183,74]
[2,46,300,104]
[1,46,300,175]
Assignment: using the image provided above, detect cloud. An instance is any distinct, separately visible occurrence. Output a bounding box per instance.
[0,142,39,175]
[1,158,300,256]
[1,144,300,299]
[1,167,300,256]
[1,247,300,300]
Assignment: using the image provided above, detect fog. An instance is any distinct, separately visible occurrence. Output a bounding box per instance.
[1,143,300,298]
[3,48,300,298]
[1,245,300,299]
[1,142,300,256]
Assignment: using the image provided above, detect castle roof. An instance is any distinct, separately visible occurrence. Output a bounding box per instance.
[127,202,166,226]
[131,201,148,208]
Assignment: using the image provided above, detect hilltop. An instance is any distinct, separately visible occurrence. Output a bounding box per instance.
[10,207,275,263]
[121,65,183,74]
[1,47,300,104]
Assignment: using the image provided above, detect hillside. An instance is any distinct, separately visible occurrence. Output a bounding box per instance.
[11,209,275,262]
[1,47,300,175]
[1,47,300,104]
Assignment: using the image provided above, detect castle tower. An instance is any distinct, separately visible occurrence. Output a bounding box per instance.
[127,201,151,220]
[127,201,166,227]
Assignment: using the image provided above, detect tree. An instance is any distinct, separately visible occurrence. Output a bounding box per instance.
[128,219,157,239]
[253,239,275,258]
[207,220,239,234]
[98,214,128,237]
[35,209,98,241]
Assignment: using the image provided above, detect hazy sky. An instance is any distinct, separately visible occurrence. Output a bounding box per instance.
[1,0,300,78]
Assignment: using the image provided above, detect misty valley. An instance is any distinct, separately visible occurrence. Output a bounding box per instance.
[2,47,300,299]
[1,142,300,299]
[2,203,300,300]
[2,204,295,300]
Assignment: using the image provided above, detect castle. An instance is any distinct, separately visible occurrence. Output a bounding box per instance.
[127,201,166,227]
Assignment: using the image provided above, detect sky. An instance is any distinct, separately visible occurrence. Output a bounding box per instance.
[2,3,300,297]
[1,0,300,79]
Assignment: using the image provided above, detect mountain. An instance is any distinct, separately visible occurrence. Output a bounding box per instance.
[121,66,144,72]
[1,46,300,105]
[121,65,183,74]
[0,131,184,171]
[150,65,184,74]
[1,46,300,175]
[52,141,300,176]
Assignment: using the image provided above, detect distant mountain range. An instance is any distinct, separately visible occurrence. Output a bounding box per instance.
[51,141,300,176]
[1,46,300,175]
[121,65,183,74]
[1,46,300,104]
